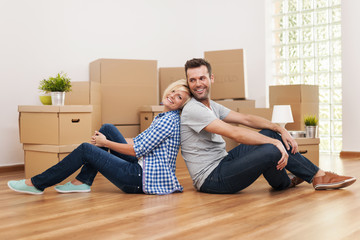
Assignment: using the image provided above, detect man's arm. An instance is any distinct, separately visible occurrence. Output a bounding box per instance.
[223,110,298,154]
[204,119,288,170]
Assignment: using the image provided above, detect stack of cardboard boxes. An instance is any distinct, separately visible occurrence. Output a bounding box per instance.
[269,84,320,165]
[18,105,93,182]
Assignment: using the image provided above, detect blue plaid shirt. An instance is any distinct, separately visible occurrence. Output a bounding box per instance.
[133,110,183,195]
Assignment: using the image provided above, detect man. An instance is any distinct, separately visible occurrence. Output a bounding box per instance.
[180,58,356,194]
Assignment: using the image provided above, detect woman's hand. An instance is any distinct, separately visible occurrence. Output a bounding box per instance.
[91,131,107,147]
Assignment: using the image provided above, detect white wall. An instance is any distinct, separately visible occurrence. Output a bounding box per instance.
[342,0,360,152]
[0,0,266,166]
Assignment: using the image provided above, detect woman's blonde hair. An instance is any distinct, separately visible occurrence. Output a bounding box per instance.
[162,79,191,107]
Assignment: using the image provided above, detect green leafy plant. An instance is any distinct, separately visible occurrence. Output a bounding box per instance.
[39,72,72,92]
[304,114,318,126]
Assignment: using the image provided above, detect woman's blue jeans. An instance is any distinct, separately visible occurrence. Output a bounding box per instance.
[31,124,143,193]
[200,129,320,194]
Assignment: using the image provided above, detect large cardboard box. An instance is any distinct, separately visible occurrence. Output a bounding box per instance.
[65,81,102,133]
[19,105,92,145]
[90,59,158,125]
[237,108,273,132]
[204,49,247,100]
[115,125,140,138]
[295,138,320,166]
[269,85,319,130]
[23,144,80,183]
[215,99,255,111]
[159,67,186,103]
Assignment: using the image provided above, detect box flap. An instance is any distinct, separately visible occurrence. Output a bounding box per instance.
[139,105,164,112]
[23,144,80,153]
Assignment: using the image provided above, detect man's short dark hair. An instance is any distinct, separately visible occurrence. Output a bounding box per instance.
[184,58,212,79]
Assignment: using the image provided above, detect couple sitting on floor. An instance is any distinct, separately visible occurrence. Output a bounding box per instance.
[8,58,356,196]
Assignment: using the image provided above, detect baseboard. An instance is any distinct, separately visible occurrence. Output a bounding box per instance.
[0,164,24,173]
[340,151,360,159]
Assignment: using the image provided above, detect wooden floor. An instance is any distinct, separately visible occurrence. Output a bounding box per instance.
[1,154,360,240]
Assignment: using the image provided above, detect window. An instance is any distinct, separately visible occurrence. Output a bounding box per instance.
[271,0,342,152]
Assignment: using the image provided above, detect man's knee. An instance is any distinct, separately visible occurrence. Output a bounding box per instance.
[261,144,282,162]
[100,123,115,132]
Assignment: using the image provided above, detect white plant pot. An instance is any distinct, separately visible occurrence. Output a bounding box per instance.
[51,92,65,106]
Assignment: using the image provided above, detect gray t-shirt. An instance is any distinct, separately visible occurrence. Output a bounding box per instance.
[180,98,231,190]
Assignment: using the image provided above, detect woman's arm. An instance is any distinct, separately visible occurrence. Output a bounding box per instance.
[92,131,136,156]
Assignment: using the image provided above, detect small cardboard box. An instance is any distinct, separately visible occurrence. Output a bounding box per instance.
[90,59,158,125]
[204,49,247,100]
[159,67,186,103]
[215,99,255,112]
[295,138,320,166]
[23,144,81,183]
[139,105,164,132]
[65,81,102,133]
[19,105,92,145]
[115,125,140,138]
[269,85,319,131]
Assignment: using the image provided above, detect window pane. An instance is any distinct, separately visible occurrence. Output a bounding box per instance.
[332,7,341,22]
[316,0,328,8]
[303,0,314,10]
[332,104,342,120]
[318,73,330,87]
[289,0,298,12]
[289,13,298,28]
[319,88,330,104]
[332,137,342,152]
[319,104,330,119]
[320,137,331,152]
[316,9,328,25]
[317,57,330,71]
[303,58,314,73]
[331,88,342,104]
[302,27,314,42]
[303,44,314,57]
[319,120,330,136]
[303,74,315,84]
[332,120,342,136]
[331,40,341,55]
[332,73,342,87]
[316,26,329,41]
[317,41,330,56]
[331,23,341,38]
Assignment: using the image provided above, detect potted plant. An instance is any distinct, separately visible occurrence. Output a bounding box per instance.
[304,114,318,138]
[39,72,72,106]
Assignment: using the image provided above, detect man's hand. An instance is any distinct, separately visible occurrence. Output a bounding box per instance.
[272,139,289,170]
[91,131,107,147]
[279,128,298,154]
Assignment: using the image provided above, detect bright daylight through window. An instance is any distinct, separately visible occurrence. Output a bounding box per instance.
[271,0,342,152]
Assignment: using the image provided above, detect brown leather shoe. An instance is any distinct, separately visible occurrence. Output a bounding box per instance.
[288,174,304,188]
[312,171,356,190]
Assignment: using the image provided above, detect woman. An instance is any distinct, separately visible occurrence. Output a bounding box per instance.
[8,79,190,195]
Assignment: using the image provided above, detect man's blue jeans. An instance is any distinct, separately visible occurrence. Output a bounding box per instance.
[31,124,143,193]
[200,129,320,194]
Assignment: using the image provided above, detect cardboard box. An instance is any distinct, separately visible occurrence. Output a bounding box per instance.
[269,85,319,103]
[115,125,140,138]
[295,138,320,166]
[19,105,92,145]
[269,85,319,131]
[139,105,164,132]
[159,67,186,103]
[215,99,255,112]
[23,144,81,183]
[65,81,102,133]
[204,49,247,100]
[90,59,158,125]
